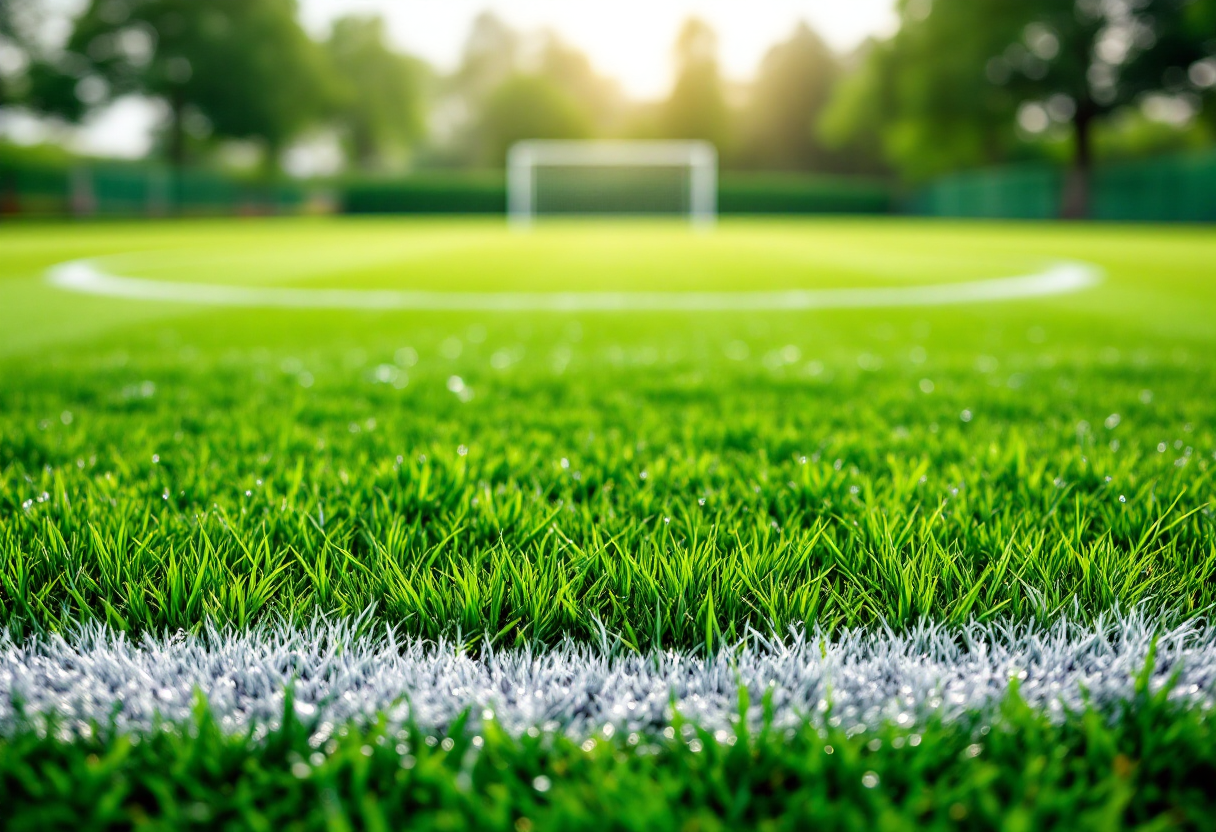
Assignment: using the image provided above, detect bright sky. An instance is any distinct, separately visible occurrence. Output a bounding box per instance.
[298,0,898,98]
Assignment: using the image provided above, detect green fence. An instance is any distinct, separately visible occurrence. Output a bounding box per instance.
[0,154,309,218]
[911,151,1216,221]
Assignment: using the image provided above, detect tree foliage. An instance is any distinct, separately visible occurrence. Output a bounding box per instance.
[821,2,1026,183]
[738,24,841,171]
[6,0,1212,179]
[824,0,1216,212]
[661,19,731,150]
[326,15,426,172]
[40,0,333,168]
[437,16,616,167]
[0,0,45,108]
[479,75,592,165]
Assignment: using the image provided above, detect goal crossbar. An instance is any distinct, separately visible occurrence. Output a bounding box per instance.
[508,140,718,228]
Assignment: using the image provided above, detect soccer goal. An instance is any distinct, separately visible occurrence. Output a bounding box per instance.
[507,140,718,228]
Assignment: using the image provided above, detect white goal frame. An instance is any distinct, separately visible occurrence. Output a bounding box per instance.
[507,140,718,229]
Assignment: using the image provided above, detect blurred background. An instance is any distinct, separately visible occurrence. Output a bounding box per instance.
[0,0,1213,220]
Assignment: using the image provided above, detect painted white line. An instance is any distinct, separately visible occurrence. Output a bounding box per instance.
[3,611,1211,738]
[46,258,1103,312]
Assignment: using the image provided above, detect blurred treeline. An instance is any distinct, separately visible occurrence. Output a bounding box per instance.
[1,0,1214,196]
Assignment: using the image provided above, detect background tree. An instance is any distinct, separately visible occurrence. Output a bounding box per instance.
[436,19,617,167]
[0,0,30,106]
[326,15,426,172]
[449,13,520,108]
[825,0,1216,216]
[479,74,592,164]
[41,0,333,170]
[5,0,89,117]
[534,34,625,136]
[1119,0,1216,131]
[821,1,1025,183]
[738,23,840,171]
[984,0,1212,216]
[661,19,731,151]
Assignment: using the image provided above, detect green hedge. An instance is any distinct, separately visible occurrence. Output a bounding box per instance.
[718,173,891,214]
[341,172,507,214]
[340,172,894,215]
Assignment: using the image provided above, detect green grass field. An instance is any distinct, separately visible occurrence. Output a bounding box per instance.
[2,217,1216,828]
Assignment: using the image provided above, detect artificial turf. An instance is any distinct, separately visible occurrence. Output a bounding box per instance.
[2,217,1215,827]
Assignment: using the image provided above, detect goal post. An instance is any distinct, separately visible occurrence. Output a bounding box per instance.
[507,140,718,228]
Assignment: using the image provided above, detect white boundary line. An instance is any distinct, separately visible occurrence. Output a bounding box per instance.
[46,258,1103,313]
[2,611,1212,738]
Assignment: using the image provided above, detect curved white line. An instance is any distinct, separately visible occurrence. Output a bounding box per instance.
[46,258,1103,312]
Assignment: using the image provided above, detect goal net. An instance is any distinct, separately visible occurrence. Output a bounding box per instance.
[507,140,717,228]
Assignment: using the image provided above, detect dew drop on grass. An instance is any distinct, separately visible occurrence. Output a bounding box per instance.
[862,772,880,788]
[532,776,551,793]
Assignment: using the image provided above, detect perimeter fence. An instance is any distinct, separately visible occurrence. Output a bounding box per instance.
[910,150,1216,222]
[0,152,309,218]
[3,146,1214,221]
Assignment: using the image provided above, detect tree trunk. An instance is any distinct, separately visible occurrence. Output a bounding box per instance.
[1060,108,1093,220]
